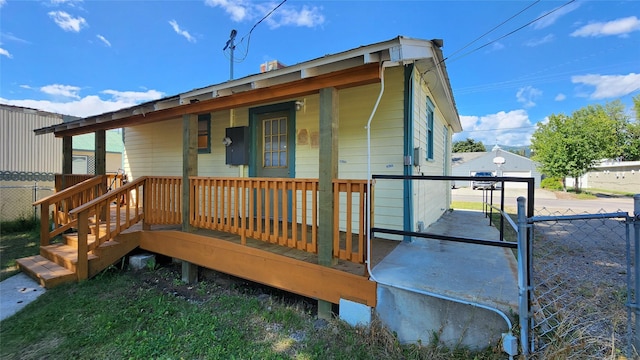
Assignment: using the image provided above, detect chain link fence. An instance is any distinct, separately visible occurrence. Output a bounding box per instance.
[527,206,636,359]
[0,171,56,222]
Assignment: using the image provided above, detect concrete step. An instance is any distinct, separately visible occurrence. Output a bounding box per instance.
[16,255,76,288]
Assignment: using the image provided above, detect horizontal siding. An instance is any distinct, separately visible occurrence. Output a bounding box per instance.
[411,68,451,229]
[1,107,63,173]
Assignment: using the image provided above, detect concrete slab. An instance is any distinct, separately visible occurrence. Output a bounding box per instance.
[0,273,46,321]
[372,209,519,348]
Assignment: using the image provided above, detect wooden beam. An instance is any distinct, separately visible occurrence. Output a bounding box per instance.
[95,130,106,175]
[54,63,380,137]
[62,136,72,175]
[318,87,339,320]
[182,114,198,283]
[140,230,377,306]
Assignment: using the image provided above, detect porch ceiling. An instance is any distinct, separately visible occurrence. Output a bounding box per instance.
[40,63,381,138]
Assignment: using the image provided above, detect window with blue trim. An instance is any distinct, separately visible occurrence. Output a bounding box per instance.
[198,113,211,154]
[426,97,434,160]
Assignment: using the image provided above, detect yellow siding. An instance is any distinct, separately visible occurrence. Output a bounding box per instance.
[411,67,452,230]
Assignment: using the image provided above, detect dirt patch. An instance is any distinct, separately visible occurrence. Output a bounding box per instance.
[135,260,318,314]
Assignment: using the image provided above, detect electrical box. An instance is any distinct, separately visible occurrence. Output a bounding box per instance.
[413,147,424,167]
[225,126,249,165]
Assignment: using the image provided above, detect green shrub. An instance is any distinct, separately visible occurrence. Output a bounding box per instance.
[0,216,39,234]
[540,177,563,191]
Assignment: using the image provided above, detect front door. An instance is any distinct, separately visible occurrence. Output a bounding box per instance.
[250,103,296,222]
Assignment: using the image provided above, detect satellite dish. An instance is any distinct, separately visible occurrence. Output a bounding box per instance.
[493,156,506,165]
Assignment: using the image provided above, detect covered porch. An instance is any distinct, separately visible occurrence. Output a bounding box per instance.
[21,174,394,309]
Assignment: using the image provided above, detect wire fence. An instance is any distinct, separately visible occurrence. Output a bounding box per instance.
[528,206,636,359]
[0,181,55,222]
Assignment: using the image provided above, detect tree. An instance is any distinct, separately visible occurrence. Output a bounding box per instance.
[531,104,618,192]
[452,138,486,153]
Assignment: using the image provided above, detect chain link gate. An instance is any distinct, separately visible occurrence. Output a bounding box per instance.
[518,195,640,359]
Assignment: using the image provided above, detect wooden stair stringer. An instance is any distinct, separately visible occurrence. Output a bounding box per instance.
[88,231,141,277]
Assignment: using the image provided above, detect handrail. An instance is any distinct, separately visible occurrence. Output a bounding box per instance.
[70,176,147,280]
[70,177,147,215]
[189,177,372,264]
[34,175,105,206]
[35,175,108,246]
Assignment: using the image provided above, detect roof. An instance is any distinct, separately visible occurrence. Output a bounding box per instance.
[0,103,78,121]
[73,130,124,153]
[451,152,486,166]
[35,36,461,137]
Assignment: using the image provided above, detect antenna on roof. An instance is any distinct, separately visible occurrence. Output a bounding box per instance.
[223,29,237,80]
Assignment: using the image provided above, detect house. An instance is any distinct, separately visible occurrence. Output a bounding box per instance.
[19,36,522,352]
[71,130,124,174]
[566,159,640,193]
[452,145,541,188]
[0,104,67,221]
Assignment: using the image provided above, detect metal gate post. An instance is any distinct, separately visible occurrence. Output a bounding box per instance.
[517,196,530,357]
[634,194,640,353]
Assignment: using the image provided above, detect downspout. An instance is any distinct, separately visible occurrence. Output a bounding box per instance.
[365,61,515,359]
[402,64,414,242]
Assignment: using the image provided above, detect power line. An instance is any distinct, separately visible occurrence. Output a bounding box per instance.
[448,0,577,63]
[226,0,288,63]
[444,0,541,62]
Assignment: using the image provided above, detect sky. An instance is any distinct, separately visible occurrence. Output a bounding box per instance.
[1,0,639,147]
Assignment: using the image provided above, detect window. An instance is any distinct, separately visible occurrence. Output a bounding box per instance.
[426,97,434,160]
[198,114,211,154]
[263,116,288,168]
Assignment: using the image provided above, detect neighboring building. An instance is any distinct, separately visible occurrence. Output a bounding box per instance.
[452,146,541,188]
[72,130,124,174]
[567,159,640,193]
[0,104,68,221]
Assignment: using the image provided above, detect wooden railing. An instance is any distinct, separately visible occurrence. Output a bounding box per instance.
[34,176,107,246]
[106,172,126,191]
[69,177,147,280]
[189,177,372,264]
[144,176,182,225]
[55,174,95,192]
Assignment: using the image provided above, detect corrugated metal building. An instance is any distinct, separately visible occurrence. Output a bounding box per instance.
[451,147,542,188]
[0,104,69,221]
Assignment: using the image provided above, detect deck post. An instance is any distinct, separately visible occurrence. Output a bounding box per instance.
[318,87,338,319]
[95,130,107,221]
[181,114,199,283]
[62,136,72,188]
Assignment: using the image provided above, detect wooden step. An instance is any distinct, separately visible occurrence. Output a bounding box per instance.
[16,255,76,288]
[88,232,140,277]
[63,233,97,250]
[41,243,98,272]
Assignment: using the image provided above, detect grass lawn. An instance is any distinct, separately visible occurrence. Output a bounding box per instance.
[0,227,506,360]
[0,218,40,281]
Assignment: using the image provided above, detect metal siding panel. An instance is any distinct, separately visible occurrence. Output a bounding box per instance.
[1,107,63,173]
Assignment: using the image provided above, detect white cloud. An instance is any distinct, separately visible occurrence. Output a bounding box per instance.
[570,16,640,37]
[555,93,566,101]
[96,34,111,47]
[20,85,33,89]
[524,34,555,47]
[572,73,640,99]
[40,84,81,99]
[168,20,196,43]
[1,32,30,44]
[101,89,164,103]
[0,0,6,8]
[205,0,249,22]
[264,5,325,29]
[50,0,83,4]
[0,47,12,59]
[533,1,581,30]
[0,89,164,118]
[455,110,536,146]
[48,11,87,32]
[516,86,542,108]
[205,0,324,28]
